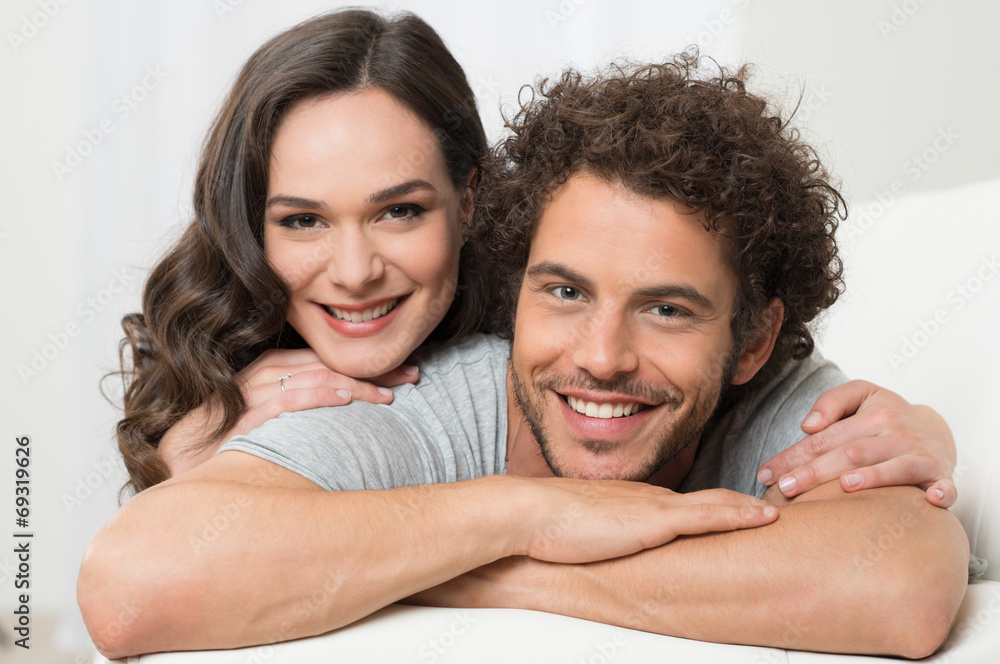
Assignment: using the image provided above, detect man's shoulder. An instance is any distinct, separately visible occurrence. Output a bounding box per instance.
[750,349,846,415]
[684,350,849,497]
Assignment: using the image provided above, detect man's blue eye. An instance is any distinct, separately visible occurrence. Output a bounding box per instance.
[555,286,581,300]
[652,305,680,317]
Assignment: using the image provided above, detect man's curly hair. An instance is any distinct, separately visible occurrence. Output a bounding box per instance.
[469,51,845,391]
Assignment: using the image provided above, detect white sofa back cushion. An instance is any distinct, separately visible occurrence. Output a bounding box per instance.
[819,177,1000,580]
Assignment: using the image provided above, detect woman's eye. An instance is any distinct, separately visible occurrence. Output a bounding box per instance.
[381,204,426,221]
[553,286,582,301]
[280,214,324,230]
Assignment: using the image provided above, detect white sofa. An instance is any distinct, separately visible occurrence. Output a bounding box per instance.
[103,179,1000,663]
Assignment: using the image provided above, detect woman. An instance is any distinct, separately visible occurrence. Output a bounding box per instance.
[117,8,490,493]
[117,8,955,505]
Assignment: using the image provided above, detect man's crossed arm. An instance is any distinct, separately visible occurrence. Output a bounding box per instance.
[78,449,967,660]
[407,480,969,659]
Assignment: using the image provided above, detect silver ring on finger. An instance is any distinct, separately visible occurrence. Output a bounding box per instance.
[278,373,292,392]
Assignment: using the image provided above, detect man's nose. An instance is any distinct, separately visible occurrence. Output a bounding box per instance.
[326,227,385,292]
[571,310,639,381]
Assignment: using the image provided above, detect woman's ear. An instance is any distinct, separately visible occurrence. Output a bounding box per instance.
[731,297,784,385]
[461,167,478,222]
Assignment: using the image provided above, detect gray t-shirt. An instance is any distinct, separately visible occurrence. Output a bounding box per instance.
[220,334,845,498]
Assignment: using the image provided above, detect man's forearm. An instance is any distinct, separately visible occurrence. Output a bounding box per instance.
[78,452,773,658]
[77,455,521,658]
[410,483,969,658]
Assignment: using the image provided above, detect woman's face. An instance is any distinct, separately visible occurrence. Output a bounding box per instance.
[264,88,469,378]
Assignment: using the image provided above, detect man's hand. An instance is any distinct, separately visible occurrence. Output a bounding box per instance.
[757,380,956,506]
[515,481,777,563]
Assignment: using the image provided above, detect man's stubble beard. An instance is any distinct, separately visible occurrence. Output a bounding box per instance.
[509,347,741,483]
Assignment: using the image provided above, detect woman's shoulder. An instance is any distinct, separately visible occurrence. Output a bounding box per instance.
[414,333,509,379]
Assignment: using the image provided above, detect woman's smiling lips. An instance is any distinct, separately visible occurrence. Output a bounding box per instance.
[316,294,409,337]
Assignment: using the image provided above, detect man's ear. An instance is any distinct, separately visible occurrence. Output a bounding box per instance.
[730,297,784,385]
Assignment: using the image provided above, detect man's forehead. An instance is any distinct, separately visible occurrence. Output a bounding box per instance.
[526,174,737,297]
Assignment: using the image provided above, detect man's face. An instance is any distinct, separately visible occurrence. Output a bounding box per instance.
[509,173,747,482]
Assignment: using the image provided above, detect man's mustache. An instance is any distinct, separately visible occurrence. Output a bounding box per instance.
[534,372,685,408]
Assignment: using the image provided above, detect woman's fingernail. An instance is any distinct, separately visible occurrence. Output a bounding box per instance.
[932,488,945,501]
[757,468,773,484]
[763,506,777,518]
[403,366,419,376]
[337,389,351,400]
[803,411,822,428]
[778,476,796,494]
[845,473,862,488]
[377,386,392,397]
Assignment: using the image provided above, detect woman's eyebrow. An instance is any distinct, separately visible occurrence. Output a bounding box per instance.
[266,195,324,210]
[266,179,437,211]
[366,179,437,204]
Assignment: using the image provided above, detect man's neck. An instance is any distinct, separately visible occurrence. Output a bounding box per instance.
[504,377,699,490]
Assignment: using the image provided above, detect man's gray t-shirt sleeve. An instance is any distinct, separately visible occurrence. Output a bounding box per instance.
[680,350,848,498]
[218,334,509,491]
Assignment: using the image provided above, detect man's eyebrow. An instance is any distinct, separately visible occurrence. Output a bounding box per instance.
[366,179,437,205]
[632,284,716,310]
[525,262,595,291]
[527,260,716,310]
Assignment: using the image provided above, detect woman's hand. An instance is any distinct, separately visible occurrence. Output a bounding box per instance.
[757,380,957,507]
[158,348,419,477]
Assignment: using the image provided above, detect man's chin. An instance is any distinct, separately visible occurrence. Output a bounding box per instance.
[542,444,661,482]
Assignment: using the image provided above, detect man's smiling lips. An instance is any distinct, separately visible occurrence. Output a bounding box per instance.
[554,389,656,438]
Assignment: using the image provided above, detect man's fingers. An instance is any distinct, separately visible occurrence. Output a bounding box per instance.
[799,379,879,433]
[670,488,769,508]
[661,504,778,540]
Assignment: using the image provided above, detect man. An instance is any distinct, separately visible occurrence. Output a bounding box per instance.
[78,55,967,659]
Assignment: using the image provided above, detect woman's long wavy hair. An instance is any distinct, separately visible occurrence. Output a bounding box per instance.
[116,9,489,496]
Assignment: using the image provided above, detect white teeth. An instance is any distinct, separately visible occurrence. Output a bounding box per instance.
[326,298,400,322]
[566,395,646,419]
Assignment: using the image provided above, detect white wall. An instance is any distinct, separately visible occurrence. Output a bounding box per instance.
[0,0,994,656]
